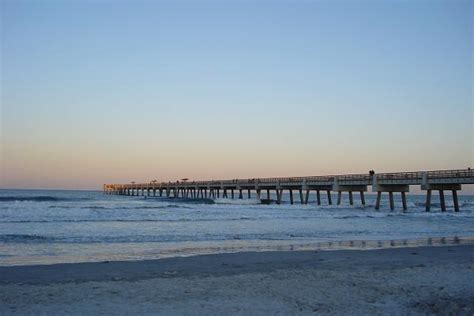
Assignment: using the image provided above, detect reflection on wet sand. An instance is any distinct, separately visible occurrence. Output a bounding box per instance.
[155,236,474,259]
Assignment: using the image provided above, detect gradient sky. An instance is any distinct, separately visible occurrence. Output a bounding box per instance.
[1,0,473,190]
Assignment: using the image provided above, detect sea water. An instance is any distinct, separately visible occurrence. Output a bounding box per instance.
[1,189,473,266]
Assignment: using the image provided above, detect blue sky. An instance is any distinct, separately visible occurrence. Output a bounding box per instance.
[1,0,473,189]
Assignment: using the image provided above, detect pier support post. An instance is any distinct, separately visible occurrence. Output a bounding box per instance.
[305,190,310,204]
[256,189,261,200]
[337,191,342,205]
[375,192,382,210]
[348,191,353,205]
[277,189,283,205]
[267,189,270,199]
[223,189,227,198]
[317,190,321,205]
[439,190,446,212]
[425,189,432,212]
[231,189,234,199]
[299,189,304,204]
[327,190,332,205]
[401,192,407,211]
[239,189,243,199]
[248,189,251,199]
[360,191,365,206]
[389,192,394,210]
[452,190,459,212]
[289,189,294,205]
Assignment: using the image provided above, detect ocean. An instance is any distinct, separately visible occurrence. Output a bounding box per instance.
[1,189,473,266]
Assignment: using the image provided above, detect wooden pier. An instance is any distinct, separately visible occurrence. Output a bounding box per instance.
[104,169,474,211]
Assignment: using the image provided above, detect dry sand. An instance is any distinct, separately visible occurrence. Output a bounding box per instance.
[1,245,473,315]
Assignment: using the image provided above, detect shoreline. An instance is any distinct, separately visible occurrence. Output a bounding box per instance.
[1,244,473,314]
[1,235,473,267]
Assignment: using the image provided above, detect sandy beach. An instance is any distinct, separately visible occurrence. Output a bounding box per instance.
[1,244,473,315]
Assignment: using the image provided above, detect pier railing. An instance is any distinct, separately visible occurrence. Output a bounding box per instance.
[105,169,473,189]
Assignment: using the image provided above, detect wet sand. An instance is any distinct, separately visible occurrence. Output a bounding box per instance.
[1,245,473,315]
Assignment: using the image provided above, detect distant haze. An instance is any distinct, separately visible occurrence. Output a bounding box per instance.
[1,0,473,191]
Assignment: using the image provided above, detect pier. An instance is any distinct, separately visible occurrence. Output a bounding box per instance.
[104,169,473,211]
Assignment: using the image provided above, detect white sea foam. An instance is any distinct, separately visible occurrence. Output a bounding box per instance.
[213,198,262,205]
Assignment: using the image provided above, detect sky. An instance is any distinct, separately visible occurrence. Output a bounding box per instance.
[1,0,473,190]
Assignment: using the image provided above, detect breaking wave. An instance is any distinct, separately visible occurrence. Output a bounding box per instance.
[0,196,61,202]
[0,196,90,202]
